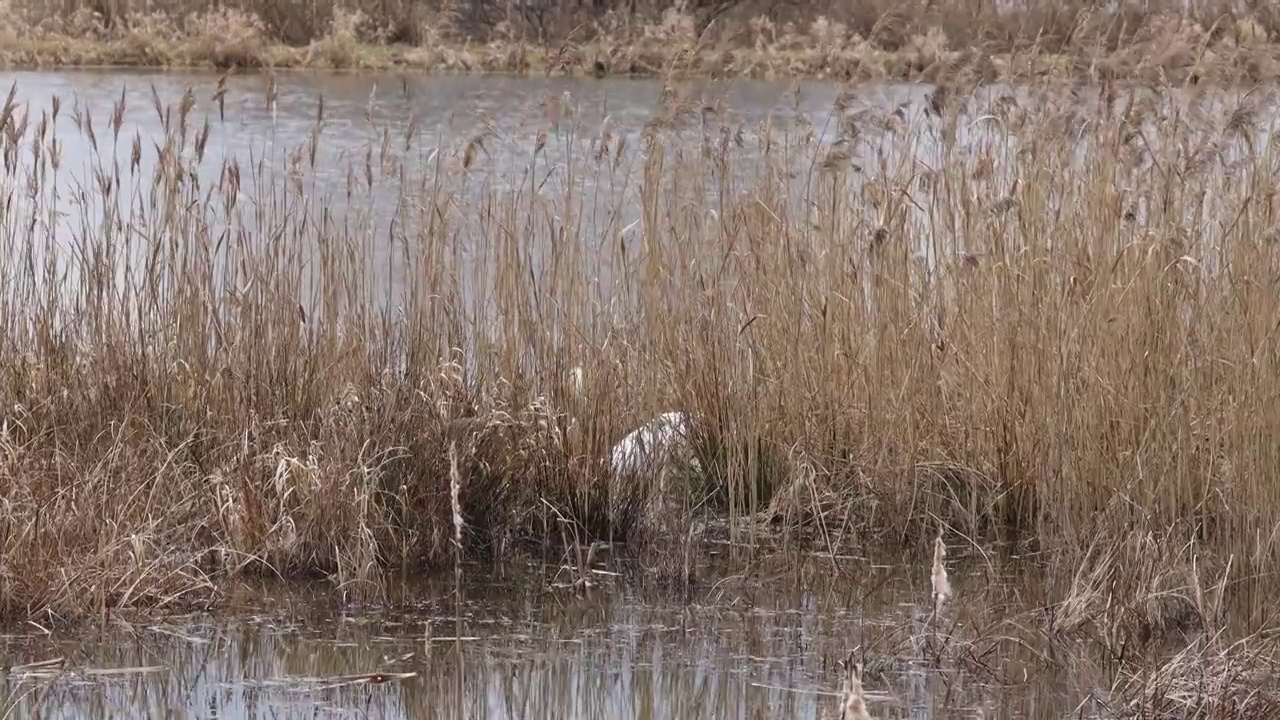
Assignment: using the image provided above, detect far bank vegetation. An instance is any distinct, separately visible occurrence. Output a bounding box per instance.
[0,0,1277,80]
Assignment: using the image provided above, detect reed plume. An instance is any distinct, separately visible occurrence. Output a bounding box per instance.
[449,441,464,546]
[931,532,951,615]
[838,654,873,720]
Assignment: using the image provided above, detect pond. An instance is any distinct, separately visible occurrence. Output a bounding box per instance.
[0,69,930,305]
[0,67,1269,326]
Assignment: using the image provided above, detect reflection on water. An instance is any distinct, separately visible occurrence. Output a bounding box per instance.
[0,555,1104,719]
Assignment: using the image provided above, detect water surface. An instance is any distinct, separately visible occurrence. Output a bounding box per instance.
[0,553,1099,719]
[0,69,1267,318]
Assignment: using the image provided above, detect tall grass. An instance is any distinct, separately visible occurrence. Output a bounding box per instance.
[0,74,1278,619]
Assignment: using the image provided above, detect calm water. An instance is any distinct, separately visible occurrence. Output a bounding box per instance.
[0,69,936,317]
[0,69,1267,316]
[0,553,1103,719]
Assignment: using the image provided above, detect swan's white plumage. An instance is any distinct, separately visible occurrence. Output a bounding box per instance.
[609,411,697,478]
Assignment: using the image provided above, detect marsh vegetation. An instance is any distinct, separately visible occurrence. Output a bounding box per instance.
[0,68,1278,601]
[0,59,1279,715]
[1,0,1278,81]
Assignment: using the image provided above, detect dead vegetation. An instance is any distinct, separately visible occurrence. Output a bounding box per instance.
[0,57,1279,645]
[0,0,1277,81]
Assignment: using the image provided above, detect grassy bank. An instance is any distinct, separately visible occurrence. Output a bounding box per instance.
[1,1,1279,81]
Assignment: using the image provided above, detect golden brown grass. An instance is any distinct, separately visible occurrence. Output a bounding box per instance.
[2,58,1280,640]
[0,0,1278,82]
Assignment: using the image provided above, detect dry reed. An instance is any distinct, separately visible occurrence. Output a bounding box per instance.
[0,68,1279,633]
[837,654,873,720]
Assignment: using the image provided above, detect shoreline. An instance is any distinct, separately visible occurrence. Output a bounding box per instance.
[0,34,1275,84]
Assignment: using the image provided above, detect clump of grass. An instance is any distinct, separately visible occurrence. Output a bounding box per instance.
[1049,529,1229,658]
[1114,635,1280,719]
[182,7,270,69]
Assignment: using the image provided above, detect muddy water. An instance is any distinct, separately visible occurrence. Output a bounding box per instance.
[0,555,1099,719]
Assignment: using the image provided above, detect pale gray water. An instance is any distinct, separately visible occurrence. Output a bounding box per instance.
[0,556,1097,720]
[0,70,992,310]
[0,69,1268,316]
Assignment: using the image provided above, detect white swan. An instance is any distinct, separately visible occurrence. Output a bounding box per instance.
[609,410,699,479]
[564,365,699,480]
